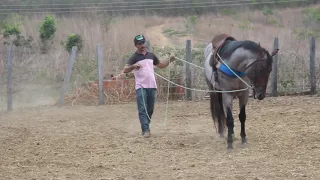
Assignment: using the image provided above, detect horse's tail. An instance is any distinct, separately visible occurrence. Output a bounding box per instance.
[210,92,227,135]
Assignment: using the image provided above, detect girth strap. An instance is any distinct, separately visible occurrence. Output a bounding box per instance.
[215,61,246,78]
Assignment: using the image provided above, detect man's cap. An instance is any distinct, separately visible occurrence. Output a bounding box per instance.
[134,34,146,44]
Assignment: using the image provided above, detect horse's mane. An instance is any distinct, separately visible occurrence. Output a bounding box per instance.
[204,39,273,71]
[226,40,273,65]
[226,40,262,54]
[244,41,273,66]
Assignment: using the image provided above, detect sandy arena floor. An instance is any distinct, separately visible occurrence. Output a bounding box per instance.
[0,96,319,180]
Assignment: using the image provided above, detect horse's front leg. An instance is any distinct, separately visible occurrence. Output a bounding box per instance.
[238,91,249,144]
[222,93,234,149]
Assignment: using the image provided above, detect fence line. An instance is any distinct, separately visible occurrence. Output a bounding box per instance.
[2,36,318,111]
[149,36,318,99]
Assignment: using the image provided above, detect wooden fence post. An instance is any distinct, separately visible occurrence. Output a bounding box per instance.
[97,43,105,105]
[58,46,78,107]
[185,39,192,100]
[271,37,279,97]
[309,36,316,94]
[7,45,13,111]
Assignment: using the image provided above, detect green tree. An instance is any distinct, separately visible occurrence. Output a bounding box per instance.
[39,14,56,53]
[61,33,83,53]
[2,13,32,47]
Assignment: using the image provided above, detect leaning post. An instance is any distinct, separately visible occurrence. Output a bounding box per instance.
[58,46,78,107]
[97,43,105,105]
[7,44,13,111]
[309,36,316,95]
[185,40,192,100]
[146,40,151,51]
[270,37,279,97]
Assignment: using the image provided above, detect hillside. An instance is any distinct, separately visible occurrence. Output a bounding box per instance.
[0,3,319,109]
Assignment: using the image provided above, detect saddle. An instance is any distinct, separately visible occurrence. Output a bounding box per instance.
[210,34,236,68]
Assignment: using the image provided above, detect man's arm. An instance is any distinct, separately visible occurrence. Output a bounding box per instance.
[115,54,137,79]
[153,54,175,69]
[122,64,136,73]
[121,54,140,73]
[155,60,170,69]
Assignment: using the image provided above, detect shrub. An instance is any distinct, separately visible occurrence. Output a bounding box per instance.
[61,33,83,53]
[2,14,32,47]
[39,14,56,42]
[39,14,56,53]
[303,7,320,23]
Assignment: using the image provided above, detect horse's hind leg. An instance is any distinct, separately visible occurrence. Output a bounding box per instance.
[222,93,234,149]
[216,92,225,138]
[210,92,224,138]
[238,92,249,144]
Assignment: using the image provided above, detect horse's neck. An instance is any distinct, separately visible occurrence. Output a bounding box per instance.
[227,48,257,73]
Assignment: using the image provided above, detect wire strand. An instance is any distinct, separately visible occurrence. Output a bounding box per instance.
[0,0,253,10]
[154,71,250,93]
[0,0,309,14]
[0,0,269,7]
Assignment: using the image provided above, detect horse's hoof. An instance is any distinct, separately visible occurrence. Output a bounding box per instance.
[227,144,233,150]
[240,142,248,148]
[241,139,247,144]
[227,146,234,153]
[227,148,234,153]
[215,134,224,141]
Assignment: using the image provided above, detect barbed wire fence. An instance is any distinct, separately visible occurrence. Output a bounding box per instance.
[152,36,318,102]
[0,0,313,15]
[0,35,318,112]
[0,0,318,111]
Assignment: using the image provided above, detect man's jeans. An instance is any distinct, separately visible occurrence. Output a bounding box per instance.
[136,88,156,134]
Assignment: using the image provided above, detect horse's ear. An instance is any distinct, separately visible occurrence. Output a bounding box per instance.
[271,48,279,56]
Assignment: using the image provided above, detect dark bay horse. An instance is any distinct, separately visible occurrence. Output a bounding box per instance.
[204,34,279,149]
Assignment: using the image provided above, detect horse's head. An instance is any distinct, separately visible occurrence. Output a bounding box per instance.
[247,45,279,100]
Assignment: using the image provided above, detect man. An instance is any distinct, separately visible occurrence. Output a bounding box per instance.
[117,34,175,138]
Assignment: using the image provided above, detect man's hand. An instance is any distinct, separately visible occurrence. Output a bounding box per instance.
[122,63,142,73]
[132,63,142,70]
[115,73,126,79]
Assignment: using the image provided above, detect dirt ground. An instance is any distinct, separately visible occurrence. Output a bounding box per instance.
[0,96,319,180]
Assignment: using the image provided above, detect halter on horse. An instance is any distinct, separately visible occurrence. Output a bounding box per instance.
[204,34,279,149]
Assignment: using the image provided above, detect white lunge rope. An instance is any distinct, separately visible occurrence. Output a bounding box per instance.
[142,54,252,126]
[174,56,253,89]
[139,53,253,128]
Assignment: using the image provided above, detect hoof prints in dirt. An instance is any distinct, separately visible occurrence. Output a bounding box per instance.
[173,112,210,118]
[0,126,32,146]
[0,97,320,179]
